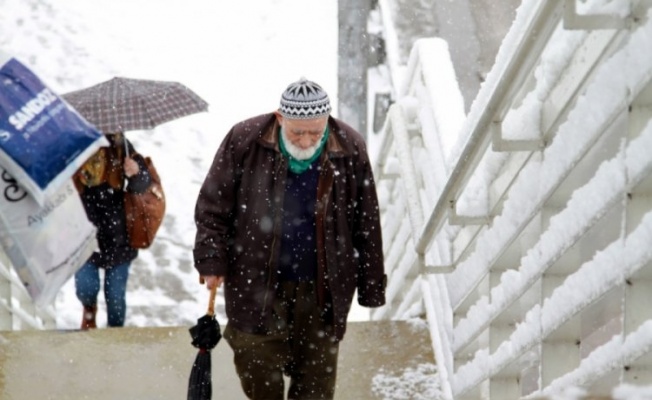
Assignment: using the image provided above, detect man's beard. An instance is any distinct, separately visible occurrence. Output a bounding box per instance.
[280,128,322,160]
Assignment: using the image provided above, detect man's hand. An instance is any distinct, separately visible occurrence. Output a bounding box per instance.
[201,275,224,290]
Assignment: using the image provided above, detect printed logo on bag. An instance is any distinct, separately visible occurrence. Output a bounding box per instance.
[7,87,58,132]
[0,130,11,142]
[1,170,27,202]
[26,184,74,227]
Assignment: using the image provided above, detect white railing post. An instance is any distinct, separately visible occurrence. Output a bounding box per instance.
[622,83,652,385]
[0,249,57,331]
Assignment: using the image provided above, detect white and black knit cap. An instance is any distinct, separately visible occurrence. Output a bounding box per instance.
[279,78,332,119]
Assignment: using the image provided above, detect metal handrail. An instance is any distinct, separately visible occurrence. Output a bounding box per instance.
[415,0,563,267]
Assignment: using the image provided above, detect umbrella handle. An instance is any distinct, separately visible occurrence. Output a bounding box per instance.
[208,285,217,317]
[199,276,218,316]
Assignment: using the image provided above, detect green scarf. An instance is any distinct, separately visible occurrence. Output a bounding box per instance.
[279,126,329,174]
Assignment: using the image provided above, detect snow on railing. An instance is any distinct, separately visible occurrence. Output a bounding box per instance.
[0,251,56,330]
[372,0,652,397]
[530,320,652,398]
[454,210,652,396]
[453,120,652,353]
[448,10,652,308]
[370,35,464,399]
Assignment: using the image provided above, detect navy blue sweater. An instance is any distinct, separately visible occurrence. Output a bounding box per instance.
[277,162,321,281]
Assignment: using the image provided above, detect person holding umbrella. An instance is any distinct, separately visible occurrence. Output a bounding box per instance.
[193,78,387,399]
[73,132,152,329]
[63,76,208,329]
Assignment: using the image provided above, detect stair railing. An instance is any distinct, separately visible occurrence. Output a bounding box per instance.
[0,249,56,330]
[372,0,652,397]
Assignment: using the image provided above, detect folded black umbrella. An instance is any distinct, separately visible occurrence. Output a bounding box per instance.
[188,285,221,400]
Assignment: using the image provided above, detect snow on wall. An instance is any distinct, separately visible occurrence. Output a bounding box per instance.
[454,210,652,395]
[533,320,652,397]
[453,119,652,353]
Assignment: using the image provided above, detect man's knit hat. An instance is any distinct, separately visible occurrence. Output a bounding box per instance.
[279,78,331,119]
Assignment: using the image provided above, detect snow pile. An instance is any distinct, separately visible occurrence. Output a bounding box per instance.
[613,384,652,400]
[371,363,442,400]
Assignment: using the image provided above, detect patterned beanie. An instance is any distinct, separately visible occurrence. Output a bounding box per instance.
[279,78,332,119]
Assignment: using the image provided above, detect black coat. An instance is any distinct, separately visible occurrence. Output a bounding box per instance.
[80,143,151,269]
[194,113,386,340]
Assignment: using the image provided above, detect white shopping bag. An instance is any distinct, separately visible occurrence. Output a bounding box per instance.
[0,170,97,306]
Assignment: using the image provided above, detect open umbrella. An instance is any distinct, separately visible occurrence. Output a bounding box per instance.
[188,283,221,400]
[62,77,208,133]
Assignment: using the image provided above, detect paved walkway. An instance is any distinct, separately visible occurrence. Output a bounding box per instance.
[0,321,433,399]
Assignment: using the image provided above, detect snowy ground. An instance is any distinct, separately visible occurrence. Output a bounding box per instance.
[1,0,342,328]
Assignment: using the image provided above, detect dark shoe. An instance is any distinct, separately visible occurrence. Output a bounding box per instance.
[80,305,97,330]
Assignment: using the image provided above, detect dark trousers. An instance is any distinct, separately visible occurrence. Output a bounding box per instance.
[224,281,339,400]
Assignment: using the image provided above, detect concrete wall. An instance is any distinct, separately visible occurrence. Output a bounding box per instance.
[338,0,372,138]
[381,0,520,111]
[340,0,521,131]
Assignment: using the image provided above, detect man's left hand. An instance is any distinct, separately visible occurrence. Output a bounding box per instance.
[202,275,224,290]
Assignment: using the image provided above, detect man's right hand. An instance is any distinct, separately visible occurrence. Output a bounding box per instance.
[201,275,224,290]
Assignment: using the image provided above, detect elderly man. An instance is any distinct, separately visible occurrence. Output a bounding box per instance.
[193,78,386,400]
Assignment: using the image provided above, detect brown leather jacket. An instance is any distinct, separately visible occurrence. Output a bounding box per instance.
[194,113,386,340]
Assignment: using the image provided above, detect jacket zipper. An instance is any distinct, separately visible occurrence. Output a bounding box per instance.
[262,155,286,316]
[316,156,335,306]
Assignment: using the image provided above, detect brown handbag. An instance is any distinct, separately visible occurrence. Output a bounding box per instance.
[124,156,166,249]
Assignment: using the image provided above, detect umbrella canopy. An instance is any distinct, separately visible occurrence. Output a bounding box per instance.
[188,285,221,400]
[62,77,208,133]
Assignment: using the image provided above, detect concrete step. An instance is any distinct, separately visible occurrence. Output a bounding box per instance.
[0,320,433,399]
